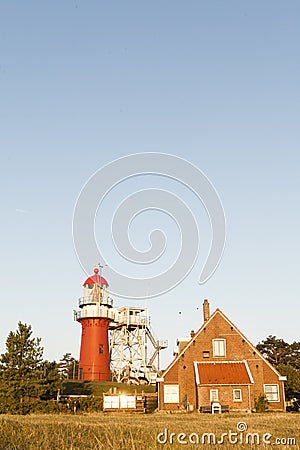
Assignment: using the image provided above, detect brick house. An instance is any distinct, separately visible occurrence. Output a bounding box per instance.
[158,300,286,412]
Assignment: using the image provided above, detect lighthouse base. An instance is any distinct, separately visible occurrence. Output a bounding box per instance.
[79,366,110,382]
[78,318,111,381]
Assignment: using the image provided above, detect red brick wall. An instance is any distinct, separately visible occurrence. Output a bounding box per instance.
[159,311,285,411]
[198,385,250,410]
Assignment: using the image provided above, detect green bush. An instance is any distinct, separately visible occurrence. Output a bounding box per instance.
[31,400,69,414]
[254,394,269,412]
[0,395,104,415]
[0,398,32,415]
[68,396,103,413]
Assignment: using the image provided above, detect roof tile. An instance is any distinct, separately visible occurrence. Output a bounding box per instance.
[196,362,252,385]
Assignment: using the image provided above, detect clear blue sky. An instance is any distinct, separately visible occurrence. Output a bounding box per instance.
[0,1,299,367]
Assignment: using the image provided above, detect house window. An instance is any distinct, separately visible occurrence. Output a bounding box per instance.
[210,389,219,402]
[233,389,242,402]
[264,384,279,402]
[164,385,179,404]
[213,339,226,357]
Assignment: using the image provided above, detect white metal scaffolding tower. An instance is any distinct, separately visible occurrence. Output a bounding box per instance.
[109,307,167,384]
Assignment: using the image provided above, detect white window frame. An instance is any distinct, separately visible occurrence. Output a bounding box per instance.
[212,339,226,357]
[264,384,280,402]
[103,395,120,409]
[233,389,242,402]
[210,389,219,402]
[104,395,136,409]
[120,395,136,409]
[164,384,179,404]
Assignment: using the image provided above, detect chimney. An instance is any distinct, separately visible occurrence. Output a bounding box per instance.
[203,299,210,322]
[190,330,195,338]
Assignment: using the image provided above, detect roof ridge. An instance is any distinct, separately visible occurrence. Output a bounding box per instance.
[160,306,283,380]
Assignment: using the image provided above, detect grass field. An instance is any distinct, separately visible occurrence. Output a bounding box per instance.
[0,412,299,450]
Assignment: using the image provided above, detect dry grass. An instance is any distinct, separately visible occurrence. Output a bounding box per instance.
[0,412,299,450]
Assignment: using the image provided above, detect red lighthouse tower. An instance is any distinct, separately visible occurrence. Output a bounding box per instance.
[76,268,115,381]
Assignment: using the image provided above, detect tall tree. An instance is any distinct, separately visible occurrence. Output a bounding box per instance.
[59,353,79,380]
[256,335,291,367]
[277,364,300,400]
[40,360,62,400]
[257,335,300,400]
[0,322,44,404]
[288,341,300,370]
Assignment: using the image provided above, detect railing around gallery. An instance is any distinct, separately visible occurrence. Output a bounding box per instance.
[76,306,116,321]
[78,295,113,308]
[115,313,149,327]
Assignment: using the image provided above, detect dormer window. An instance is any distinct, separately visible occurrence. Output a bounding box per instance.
[213,339,226,357]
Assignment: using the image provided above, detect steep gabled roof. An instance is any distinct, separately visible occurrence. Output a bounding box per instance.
[161,308,283,380]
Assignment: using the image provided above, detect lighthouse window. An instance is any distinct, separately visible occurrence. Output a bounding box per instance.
[99,344,104,354]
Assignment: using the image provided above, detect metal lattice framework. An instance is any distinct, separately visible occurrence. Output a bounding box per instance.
[109,307,167,384]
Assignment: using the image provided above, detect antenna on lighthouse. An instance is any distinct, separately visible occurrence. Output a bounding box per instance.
[97,262,107,283]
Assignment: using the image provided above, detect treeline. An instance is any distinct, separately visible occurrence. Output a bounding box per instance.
[256,335,300,399]
[0,322,79,414]
[1,322,299,415]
